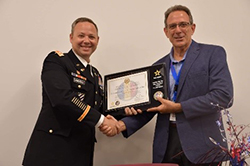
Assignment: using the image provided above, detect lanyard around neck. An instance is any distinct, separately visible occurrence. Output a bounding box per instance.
[170,61,184,101]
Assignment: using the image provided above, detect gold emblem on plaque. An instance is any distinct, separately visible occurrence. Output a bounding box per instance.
[154,70,160,76]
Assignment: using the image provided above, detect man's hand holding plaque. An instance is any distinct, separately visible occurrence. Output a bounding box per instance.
[147,97,182,114]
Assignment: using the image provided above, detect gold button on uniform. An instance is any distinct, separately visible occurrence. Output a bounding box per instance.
[95,91,98,94]
[49,129,53,133]
[95,101,97,105]
[78,85,81,88]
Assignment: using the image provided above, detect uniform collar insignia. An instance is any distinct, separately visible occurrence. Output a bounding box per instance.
[54,50,64,57]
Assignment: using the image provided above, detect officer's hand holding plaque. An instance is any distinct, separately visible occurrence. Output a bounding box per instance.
[104,63,167,116]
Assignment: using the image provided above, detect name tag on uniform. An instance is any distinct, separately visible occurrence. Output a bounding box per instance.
[71,72,87,85]
[73,77,86,85]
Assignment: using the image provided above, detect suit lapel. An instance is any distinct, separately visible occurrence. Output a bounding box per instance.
[176,41,200,101]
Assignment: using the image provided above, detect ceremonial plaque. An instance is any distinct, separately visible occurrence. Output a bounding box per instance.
[104,63,167,116]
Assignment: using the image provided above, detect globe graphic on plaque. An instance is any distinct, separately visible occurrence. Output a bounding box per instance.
[117,78,138,101]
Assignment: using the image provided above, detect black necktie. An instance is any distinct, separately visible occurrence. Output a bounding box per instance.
[86,64,93,77]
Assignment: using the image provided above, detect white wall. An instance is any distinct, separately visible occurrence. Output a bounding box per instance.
[1,0,250,165]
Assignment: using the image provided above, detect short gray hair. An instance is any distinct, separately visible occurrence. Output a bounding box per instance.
[164,5,193,27]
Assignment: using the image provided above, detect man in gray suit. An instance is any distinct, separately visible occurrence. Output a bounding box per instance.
[101,5,233,166]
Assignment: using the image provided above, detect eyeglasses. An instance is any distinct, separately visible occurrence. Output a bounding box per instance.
[167,22,191,30]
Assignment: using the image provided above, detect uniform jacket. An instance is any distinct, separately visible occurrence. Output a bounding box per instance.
[23,50,103,166]
[121,40,233,164]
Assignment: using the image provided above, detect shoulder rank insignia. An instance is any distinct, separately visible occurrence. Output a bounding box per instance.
[54,50,64,57]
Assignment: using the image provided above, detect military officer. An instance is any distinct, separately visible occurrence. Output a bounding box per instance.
[22,17,119,166]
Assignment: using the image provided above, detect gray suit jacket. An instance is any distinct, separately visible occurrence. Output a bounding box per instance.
[122,40,233,164]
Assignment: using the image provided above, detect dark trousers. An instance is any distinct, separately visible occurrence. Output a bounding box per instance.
[162,123,220,166]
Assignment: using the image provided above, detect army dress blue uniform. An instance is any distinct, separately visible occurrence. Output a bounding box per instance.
[23,50,104,166]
